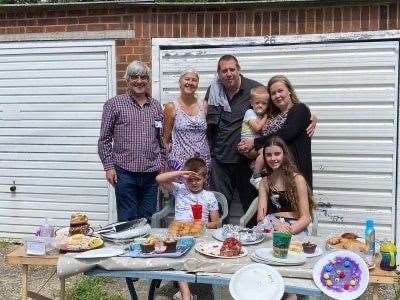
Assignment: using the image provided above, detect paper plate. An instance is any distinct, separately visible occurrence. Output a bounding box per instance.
[255,248,306,265]
[229,263,284,300]
[195,241,248,259]
[312,250,369,300]
[303,246,324,258]
[75,247,124,259]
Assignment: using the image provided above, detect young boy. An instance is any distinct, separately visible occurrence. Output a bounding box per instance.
[240,85,270,141]
[156,157,219,300]
[240,86,270,187]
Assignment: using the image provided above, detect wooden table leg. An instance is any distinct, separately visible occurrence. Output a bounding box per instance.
[372,284,379,300]
[59,277,65,300]
[21,265,28,300]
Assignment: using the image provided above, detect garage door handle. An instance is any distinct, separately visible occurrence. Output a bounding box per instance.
[10,181,16,192]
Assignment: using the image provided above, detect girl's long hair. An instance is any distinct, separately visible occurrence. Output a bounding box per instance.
[262,136,314,216]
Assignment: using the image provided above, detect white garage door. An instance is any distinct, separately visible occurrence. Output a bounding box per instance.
[0,40,115,238]
[155,41,399,240]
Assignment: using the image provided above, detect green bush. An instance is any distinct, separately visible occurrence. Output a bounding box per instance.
[67,276,123,300]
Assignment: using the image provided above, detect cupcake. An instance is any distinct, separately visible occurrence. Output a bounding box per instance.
[154,241,167,254]
[302,241,317,254]
[140,241,155,253]
[164,237,177,253]
[140,236,158,253]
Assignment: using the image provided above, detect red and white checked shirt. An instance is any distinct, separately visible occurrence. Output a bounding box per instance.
[98,93,165,173]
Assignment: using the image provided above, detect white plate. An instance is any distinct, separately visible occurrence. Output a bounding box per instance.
[312,250,369,300]
[195,241,248,259]
[74,247,124,259]
[303,246,324,258]
[229,263,284,300]
[212,228,265,245]
[255,248,306,265]
[101,224,151,240]
[250,253,291,266]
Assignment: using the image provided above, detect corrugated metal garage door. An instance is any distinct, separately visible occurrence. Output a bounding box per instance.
[0,40,115,238]
[156,41,399,240]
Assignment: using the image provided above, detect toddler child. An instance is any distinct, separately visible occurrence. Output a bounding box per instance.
[240,85,270,187]
[241,85,270,142]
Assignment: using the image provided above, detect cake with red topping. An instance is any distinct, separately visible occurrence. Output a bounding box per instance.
[220,237,242,256]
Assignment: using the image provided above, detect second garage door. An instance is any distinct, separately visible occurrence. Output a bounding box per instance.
[0,40,116,238]
[155,41,399,240]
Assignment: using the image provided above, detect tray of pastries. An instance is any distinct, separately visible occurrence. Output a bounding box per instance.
[325,232,368,253]
[168,220,204,237]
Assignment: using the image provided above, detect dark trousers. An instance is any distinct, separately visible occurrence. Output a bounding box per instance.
[114,166,158,223]
[210,158,258,220]
[114,166,158,300]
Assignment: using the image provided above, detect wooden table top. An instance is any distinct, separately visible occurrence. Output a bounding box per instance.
[369,263,399,284]
[5,245,59,266]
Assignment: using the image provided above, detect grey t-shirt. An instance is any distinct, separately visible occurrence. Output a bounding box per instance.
[205,76,262,163]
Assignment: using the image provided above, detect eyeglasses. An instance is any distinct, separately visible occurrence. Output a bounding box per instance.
[129,74,150,81]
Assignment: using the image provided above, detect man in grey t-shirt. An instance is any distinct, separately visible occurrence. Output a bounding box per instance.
[206,55,261,221]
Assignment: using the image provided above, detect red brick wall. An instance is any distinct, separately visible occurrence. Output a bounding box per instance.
[1,3,399,94]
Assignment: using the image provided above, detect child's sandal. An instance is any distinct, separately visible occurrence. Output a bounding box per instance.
[172,291,197,300]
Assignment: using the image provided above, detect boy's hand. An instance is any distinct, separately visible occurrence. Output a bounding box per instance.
[180,171,201,180]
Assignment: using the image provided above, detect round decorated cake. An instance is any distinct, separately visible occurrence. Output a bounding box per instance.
[320,255,361,292]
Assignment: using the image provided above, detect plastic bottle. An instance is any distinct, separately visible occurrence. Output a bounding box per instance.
[364,218,376,265]
[39,218,54,237]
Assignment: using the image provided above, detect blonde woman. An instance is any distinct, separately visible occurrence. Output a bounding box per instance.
[163,70,210,172]
[239,75,314,189]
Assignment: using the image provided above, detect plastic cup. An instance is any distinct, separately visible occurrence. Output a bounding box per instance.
[191,203,203,221]
[272,231,292,258]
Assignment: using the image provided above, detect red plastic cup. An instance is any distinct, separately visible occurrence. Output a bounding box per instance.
[191,203,203,221]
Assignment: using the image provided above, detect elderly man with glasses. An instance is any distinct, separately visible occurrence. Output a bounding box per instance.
[98,60,165,299]
[98,60,164,222]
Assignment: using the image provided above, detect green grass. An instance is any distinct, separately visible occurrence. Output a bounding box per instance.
[67,276,123,300]
[0,239,11,249]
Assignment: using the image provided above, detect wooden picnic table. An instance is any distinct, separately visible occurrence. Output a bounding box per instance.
[6,246,65,300]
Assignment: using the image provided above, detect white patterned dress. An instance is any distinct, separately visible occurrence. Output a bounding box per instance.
[167,101,211,171]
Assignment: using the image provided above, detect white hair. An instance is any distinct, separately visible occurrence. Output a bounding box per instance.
[179,69,199,81]
[124,61,151,80]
